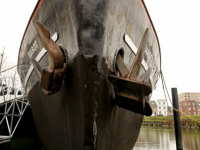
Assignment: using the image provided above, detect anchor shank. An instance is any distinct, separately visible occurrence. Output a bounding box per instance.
[127,28,149,80]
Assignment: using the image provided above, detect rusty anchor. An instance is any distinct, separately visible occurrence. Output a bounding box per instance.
[109,28,153,116]
[32,21,67,95]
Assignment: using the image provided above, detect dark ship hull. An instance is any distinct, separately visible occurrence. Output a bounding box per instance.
[17,0,161,149]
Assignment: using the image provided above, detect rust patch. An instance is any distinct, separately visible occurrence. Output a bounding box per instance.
[117,12,125,23]
[125,20,133,35]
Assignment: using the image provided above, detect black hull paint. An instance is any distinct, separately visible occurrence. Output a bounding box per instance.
[18,0,161,149]
[29,56,143,149]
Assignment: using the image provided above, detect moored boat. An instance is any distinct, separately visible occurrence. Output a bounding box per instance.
[18,0,161,149]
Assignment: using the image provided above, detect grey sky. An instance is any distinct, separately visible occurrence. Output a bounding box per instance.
[1,0,200,104]
[0,0,37,66]
[144,0,200,103]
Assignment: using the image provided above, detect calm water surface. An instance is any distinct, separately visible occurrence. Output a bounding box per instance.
[134,126,200,150]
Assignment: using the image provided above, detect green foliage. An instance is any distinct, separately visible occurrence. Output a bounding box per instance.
[143,115,200,126]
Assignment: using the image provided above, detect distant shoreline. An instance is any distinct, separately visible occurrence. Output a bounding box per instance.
[143,116,200,129]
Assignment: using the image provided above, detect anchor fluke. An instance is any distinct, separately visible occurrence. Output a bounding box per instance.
[140,67,152,83]
[36,21,65,69]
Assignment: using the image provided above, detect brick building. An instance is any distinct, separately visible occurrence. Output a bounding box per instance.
[179,100,198,116]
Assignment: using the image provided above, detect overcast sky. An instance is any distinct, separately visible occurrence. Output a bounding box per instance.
[0,0,200,104]
[144,0,200,104]
[0,0,37,66]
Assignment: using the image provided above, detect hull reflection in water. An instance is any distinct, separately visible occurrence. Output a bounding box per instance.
[134,126,200,150]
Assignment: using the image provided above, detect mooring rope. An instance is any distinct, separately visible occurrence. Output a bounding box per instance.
[173,108,200,124]
[0,64,27,74]
[160,71,200,125]
[0,65,18,73]
[160,70,172,112]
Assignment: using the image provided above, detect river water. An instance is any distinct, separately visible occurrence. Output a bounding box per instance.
[134,126,200,150]
[8,125,200,149]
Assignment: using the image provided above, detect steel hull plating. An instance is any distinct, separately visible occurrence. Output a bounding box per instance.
[18,0,161,149]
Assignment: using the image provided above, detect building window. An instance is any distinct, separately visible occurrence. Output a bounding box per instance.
[188,102,190,106]
[193,107,195,110]
[188,107,191,110]
[159,102,161,104]
[159,106,161,109]
[159,111,161,114]
[193,102,195,106]
[163,106,165,109]
[194,112,196,115]
[163,102,165,104]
